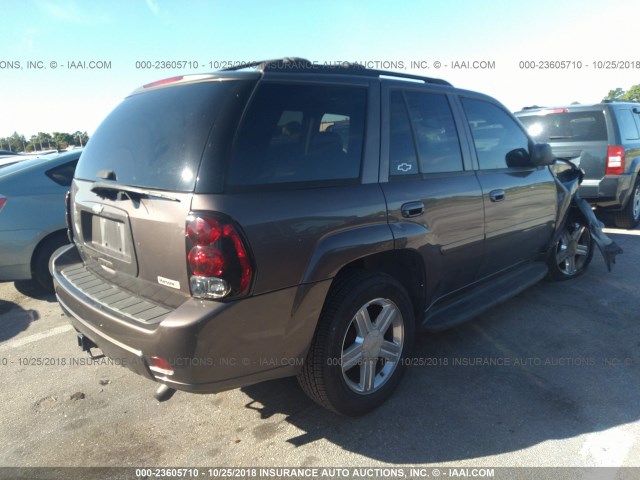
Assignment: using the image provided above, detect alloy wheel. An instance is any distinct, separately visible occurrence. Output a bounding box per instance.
[556,222,591,276]
[340,298,404,394]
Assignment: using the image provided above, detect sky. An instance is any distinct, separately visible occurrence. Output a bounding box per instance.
[1,0,640,141]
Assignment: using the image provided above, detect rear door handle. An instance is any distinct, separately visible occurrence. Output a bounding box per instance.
[401,201,424,218]
[489,189,505,202]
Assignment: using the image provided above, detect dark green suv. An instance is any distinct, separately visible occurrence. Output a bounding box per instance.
[53,59,597,416]
[515,103,640,228]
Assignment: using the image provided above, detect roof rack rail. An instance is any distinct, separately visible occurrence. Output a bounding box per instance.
[220,57,452,86]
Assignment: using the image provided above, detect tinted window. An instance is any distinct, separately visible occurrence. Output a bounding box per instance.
[229,83,366,187]
[46,160,78,186]
[76,81,247,191]
[518,110,608,143]
[462,98,530,169]
[405,91,463,173]
[389,91,419,176]
[618,110,640,140]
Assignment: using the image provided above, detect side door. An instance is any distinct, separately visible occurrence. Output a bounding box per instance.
[380,82,485,306]
[456,96,557,278]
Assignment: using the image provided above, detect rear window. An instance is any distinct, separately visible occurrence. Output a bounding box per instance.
[75,81,247,192]
[228,83,366,187]
[518,110,607,143]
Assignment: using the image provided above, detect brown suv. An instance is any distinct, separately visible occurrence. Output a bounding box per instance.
[52,58,595,416]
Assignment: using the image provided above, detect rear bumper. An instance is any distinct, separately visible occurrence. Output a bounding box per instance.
[580,172,635,209]
[52,244,330,394]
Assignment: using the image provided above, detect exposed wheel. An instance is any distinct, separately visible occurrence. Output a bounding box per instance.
[547,216,594,281]
[32,232,69,292]
[298,270,415,416]
[614,179,640,229]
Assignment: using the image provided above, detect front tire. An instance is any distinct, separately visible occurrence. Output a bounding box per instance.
[547,216,594,281]
[298,270,415,416]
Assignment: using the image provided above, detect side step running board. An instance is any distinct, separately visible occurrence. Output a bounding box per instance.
[423,262,548,332]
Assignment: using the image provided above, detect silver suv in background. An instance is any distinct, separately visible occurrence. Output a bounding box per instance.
[515,103,640,228]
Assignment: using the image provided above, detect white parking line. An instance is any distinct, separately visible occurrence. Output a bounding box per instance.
[0,324,73,352]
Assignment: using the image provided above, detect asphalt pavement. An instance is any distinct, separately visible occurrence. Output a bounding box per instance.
[0,228,638,469]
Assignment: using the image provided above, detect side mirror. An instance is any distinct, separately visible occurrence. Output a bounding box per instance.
[505,148,531,167]
[530,143,555,166]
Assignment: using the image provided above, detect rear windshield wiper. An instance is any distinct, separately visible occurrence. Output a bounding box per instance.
[91,182,180,202]
[549,135,575,140]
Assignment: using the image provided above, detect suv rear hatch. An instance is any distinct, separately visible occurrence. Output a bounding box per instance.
[69,75,256,309]
[517,108,609,196]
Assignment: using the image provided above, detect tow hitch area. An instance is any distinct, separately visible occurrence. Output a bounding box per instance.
[76,333,102,359]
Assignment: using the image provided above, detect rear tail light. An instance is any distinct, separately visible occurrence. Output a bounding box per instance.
[0,196,6,212]
[606,145,625,175]
[148,356,174,376]
[542,108,569,115]
[185,214,253,299]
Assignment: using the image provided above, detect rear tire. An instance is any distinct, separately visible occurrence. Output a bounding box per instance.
[546,216,594,281]
[32,232,69,292]
[298,270,415,416]
[613,179,640,229]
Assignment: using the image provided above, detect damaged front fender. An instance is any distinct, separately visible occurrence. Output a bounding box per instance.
[574,196,623,272]
[552,159,623,272]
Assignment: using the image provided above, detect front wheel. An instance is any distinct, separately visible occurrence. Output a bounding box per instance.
[546,217,594,281]
[298,271,415,416]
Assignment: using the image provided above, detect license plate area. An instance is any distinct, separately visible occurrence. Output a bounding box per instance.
[90,215,131,262]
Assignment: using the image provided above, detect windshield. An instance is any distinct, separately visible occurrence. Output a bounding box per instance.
[518,110,607,143]
[75,80,246,192]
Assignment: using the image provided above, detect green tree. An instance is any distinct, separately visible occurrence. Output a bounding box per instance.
[10,132,27,152]
[623,84,640,102]
[27,135,39,152]
[603,84,640,102]
[35,132,55,150]
[604,87,625,101]
[3,130,89,152]
[52,131,74,149]
[72,131,89,147]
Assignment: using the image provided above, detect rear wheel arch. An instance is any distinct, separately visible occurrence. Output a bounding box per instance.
[322,249,427,331]
[614,174,640,229]
[289,249,427,379]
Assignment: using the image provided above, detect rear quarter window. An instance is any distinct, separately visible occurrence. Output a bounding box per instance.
[228,82,367,188]
[617,110,640,140]
[46,160,78,186]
